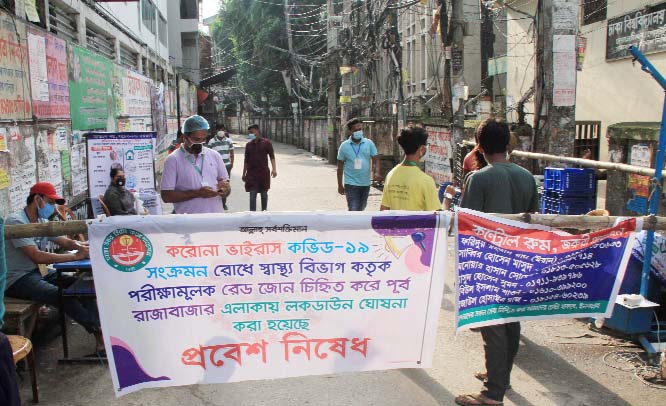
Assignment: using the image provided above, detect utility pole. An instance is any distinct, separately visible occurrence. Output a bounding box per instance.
[450,0,465,145]
[284,0,301,147]
[340,0,353,128]
[390,8,406,129]
[480,1,494,101]
[534,0,579,169]
[326,0,338,164]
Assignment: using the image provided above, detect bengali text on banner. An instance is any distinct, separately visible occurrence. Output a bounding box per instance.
[89,212,450,396]
[455,208,637,331]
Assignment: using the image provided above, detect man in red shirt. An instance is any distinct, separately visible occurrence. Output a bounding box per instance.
[242,124,277,211]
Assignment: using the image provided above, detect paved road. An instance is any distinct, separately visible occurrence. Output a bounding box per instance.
[18,138,665,405]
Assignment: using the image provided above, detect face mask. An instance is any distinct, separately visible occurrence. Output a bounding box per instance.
[352,130,363,141]
[217,131,225,138]
[115,178,126,187]
[189,142,204,154]
[248,134,256,140]
[38,200,55,219]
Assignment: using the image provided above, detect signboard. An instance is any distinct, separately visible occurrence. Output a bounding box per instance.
[28,29,70,119]
[70,142,88,197]
[86,132,157,201]
[455,209,635,330]
[0,10,32,120]
[114,66,153,118]
[68,45,114,131]
[424,125,453,185]
[88,212,450,396]
[607,2,666,61]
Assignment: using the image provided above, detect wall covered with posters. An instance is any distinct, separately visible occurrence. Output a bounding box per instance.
[0,9,199,219]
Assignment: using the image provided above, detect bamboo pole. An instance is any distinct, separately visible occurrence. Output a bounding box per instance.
[460,140,666,177]
[3,214,666,240]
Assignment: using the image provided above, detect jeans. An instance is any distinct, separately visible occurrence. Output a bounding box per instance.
[6,270,101,334]
[344,184,370,211]
[249,190,268,211]
[480,322,521,401]
[0,332,19,406]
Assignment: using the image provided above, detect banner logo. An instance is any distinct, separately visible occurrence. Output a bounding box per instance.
[103,229,153,272]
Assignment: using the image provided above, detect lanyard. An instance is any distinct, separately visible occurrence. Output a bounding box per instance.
[351,141,362,158]
[181,146,204,175]
[402,160,419,166]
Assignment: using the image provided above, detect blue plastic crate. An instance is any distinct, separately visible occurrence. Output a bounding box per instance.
[551,197,596,215]
[544,168,596,194]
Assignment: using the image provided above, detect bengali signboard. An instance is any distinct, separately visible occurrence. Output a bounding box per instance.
[68,45,114,131]
[455,209,635,330]
[86,132,157,200]
[27,29,70,118]
[607,2,666,61]
[89,212,450,396]
[424,125,453,185]
[0,10,32,120]
[114,66,153,118]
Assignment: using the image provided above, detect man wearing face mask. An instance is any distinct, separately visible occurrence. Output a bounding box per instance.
[4,182,105,354]
[103,168,138,215]
[208,123,235,210]
[380,126,441,211]
[243,124,277,211]
[337,118,380,211]
[161,115,231,214]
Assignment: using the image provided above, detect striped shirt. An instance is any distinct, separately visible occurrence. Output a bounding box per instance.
[207,133,234,166]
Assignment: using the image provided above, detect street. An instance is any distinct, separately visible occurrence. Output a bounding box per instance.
[18,138,665,406]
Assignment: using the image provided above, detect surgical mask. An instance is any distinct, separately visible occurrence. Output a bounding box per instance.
[38,201,55,219]
[189,142,204,154]
[352,130,363,141]
[217,131,225,138]
[248,133,256,140]
[115,177,126,187]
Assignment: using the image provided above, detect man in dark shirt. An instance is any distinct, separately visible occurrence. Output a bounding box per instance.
[242,124,277,211]
[103,168,138,216]
[456,118,538,406]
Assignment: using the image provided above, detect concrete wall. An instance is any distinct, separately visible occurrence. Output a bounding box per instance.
[167,0,200,83]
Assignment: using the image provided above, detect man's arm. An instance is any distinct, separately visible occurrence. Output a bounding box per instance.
[19,245,87,265]
[161,188,217,203]
[229,149,235,168]
[268,142,277,178]
[337,161,345,195]
[371,156,381,181]
[380,205,390,211]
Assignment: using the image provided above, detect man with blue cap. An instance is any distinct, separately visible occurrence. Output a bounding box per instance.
[161,115,231,214]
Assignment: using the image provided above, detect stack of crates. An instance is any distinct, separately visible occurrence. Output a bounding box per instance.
[541,168,596,215]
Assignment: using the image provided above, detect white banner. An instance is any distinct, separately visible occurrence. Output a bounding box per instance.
[89,212,450,396]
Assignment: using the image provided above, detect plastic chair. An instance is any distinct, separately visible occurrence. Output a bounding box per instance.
[97,195,111,217]
[9,335,38,403]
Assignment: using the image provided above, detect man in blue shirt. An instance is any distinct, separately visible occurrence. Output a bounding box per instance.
[336,118,379,211]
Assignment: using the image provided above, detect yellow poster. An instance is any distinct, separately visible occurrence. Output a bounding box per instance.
[0,169,9,190]
[0,128,7,151]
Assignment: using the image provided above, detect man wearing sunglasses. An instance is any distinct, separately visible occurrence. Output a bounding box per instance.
[161,115,231,214]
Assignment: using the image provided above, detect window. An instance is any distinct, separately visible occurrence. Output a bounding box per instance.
[181,0,198,19]
[158,13,167,46]
[142,0,156,34]
[582,0,606,25]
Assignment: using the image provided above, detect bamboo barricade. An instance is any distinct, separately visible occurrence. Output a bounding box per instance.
[4,214,666,240]
[461,140,666,178]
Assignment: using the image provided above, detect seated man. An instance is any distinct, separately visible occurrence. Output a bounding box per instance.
[4,182,104,355]
[103,168,137,216]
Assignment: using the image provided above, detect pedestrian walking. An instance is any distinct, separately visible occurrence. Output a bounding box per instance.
[161,115,230,214]
[337,118,379,211]
[242,124,277,211]
[208,123,235,210]
[455,118,538,406]
[380,126,441,211]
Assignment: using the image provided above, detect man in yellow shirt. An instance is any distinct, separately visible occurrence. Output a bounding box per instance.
[380,126,442,211]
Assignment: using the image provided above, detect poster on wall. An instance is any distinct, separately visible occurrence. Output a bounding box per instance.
[8,127,37,212]
[88,212,449,396]
[424,125,453,185]
[178,78,192,118]
[0,150,10,218]
[0,10,33,120]
[607,2,666,61]
[70,142,88,197]
[86,132,157,205]
[68,45,114,131]
[113,67,153,119]
[36,129,64,197]
[28,28,70,119]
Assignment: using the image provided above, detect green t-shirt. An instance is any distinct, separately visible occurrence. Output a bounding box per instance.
[381,165,441,211]
[460,162,538,214]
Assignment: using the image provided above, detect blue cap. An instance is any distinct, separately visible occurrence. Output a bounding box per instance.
[182,115,210,133]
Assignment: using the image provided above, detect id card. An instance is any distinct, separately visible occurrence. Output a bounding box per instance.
[354,158,363,169]
[201,181,210,187]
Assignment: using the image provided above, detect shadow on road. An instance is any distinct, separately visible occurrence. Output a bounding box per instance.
[513,336,633,406]
[400,368,455,405]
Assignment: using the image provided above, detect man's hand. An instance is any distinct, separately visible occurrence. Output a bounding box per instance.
[217,180,231,198]
[372,174,384,183]
[242,174,247,182]
[74,245,89,259]
[198,187,220,199]
[271,169,277,178]
[338,185,345,195]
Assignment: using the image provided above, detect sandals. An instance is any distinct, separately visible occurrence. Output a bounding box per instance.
[474,372,512,390]
[455,393,503,406]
